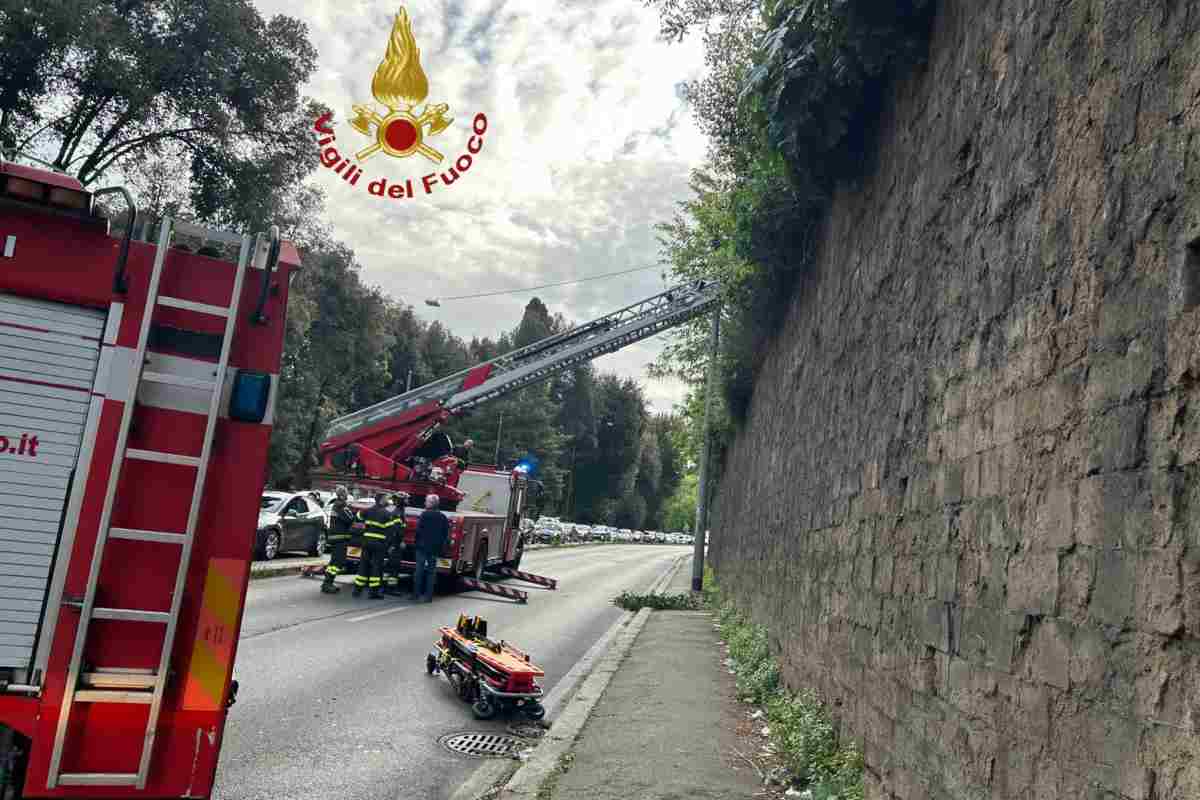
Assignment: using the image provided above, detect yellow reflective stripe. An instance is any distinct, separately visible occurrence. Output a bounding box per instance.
[364,532,388,540]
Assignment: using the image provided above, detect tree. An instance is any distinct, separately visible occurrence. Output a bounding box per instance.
[267,244,394,486]
[0,0,324,232]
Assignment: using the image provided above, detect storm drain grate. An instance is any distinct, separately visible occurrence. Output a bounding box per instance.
[439,732,523,758]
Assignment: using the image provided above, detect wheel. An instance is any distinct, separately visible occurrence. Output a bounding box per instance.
[522,702,545,720]
[471,696,498,720]
[426,654,437,675]
[257,528,281,560]
[472,543,488,580]
[309,527,327,557]
[504,535,525,570]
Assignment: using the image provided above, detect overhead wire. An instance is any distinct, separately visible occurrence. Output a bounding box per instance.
[430,263,665,302]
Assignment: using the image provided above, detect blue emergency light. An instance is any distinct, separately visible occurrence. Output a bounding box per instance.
[229,370,271,423]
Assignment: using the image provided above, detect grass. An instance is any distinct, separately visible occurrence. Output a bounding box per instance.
[611,591,702,611]
[705,567,864,800]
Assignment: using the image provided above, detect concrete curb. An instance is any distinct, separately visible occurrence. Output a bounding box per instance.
[449,554,687,800]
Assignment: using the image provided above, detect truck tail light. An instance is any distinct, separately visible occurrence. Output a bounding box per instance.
[48,186,90,210]
[5,177,42,200]
[3,177,91,211]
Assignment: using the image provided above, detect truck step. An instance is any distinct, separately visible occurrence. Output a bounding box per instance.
[91,607,170,623]
[109,527,186,544]
[157,295,230,317]
[125,448,201,467]
[80,670,157,689]
[57,773,140,786]
[141,371,217,391]
[73,690,153,704]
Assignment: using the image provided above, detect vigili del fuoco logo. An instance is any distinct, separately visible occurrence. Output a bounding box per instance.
[312,7,488,200]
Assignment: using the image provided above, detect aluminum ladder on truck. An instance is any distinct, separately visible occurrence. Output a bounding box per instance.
[45,218,256,790]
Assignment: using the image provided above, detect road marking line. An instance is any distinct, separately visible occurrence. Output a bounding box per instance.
[348,604,417,623]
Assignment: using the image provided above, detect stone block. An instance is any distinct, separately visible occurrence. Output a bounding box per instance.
[1057,547,1095,623]
[1091,549,1136,625]
[1137,548,1184,636]
[1076,472,1149,549]
[1026,618,1071,689]
[959,605,1018,673]
[1032,483,1076,549]
[1086,342,1156,413]
[979,448,1004,497]
[1007,549,1059,615]
[993,394,1018,443]
[1086,402,1148,474]
[1067,623,1111,691]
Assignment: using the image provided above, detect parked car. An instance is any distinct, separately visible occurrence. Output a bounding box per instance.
[256,491,328,560]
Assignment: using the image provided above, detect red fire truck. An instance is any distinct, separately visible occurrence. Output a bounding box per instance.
[307,278,722,594]
[0,159,300,798]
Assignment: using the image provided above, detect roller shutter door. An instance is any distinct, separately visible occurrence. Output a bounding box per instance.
[0,293,105,670]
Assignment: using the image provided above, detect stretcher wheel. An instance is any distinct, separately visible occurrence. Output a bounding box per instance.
[426,654,437,675]
[471,697,497,720]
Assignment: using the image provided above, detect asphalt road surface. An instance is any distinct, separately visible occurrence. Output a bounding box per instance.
[212,545,688,800]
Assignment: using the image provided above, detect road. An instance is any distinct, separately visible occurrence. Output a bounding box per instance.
[213,545,688,800]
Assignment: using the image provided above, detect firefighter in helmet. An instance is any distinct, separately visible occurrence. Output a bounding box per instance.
[382,492,410,595]
[354,492,394,599]
[320,486,356,594]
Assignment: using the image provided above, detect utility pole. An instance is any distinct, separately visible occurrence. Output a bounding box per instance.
[494,410,504,467]
[692,305,720,592]
[405,369,413,392]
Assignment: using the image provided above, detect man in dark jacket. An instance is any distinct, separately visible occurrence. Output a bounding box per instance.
[355,493,395,599]
[321,486,357,594]
[412,494,449,603]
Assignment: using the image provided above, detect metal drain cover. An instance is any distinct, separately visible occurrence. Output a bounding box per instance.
[439,732,523,759]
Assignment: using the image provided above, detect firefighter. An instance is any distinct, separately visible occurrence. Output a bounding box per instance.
[354,493,393,599]
[320,486,356,594]
[382,492,410,595]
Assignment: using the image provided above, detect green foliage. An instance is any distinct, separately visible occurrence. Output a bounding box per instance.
[0,0,323,232]
[648,1,935,423]
[611,592,701,611]
[704,569,863,798]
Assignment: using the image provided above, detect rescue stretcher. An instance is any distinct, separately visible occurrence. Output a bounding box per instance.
[427,614,546,720]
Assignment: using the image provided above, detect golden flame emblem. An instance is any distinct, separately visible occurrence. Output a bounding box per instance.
[350,8,453,164]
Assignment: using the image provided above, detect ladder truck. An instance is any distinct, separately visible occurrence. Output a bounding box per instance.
[0,158,301,799]
[309,279,720,599]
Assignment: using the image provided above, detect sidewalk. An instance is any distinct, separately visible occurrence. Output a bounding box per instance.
[535,560,763,800]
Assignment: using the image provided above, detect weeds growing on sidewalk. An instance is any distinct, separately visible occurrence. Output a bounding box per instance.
[705,568,864,800]
[611,591,701,611]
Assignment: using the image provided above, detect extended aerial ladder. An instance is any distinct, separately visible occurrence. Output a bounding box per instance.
[316,278,721,490]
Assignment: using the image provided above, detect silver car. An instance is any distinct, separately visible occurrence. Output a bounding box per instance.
[256,491,328,560]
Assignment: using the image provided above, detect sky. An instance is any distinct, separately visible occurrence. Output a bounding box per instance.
[251,0,709,412]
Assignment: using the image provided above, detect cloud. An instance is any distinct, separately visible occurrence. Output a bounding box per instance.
[254,0,707,412]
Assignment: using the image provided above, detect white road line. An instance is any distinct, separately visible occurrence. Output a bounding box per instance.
[348,604,417,623]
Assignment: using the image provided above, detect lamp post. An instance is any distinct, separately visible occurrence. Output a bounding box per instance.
[692,305,720,592]
[494,410,504,467]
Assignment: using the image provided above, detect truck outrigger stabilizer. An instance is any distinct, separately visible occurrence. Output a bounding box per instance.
[428,614,546,720]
